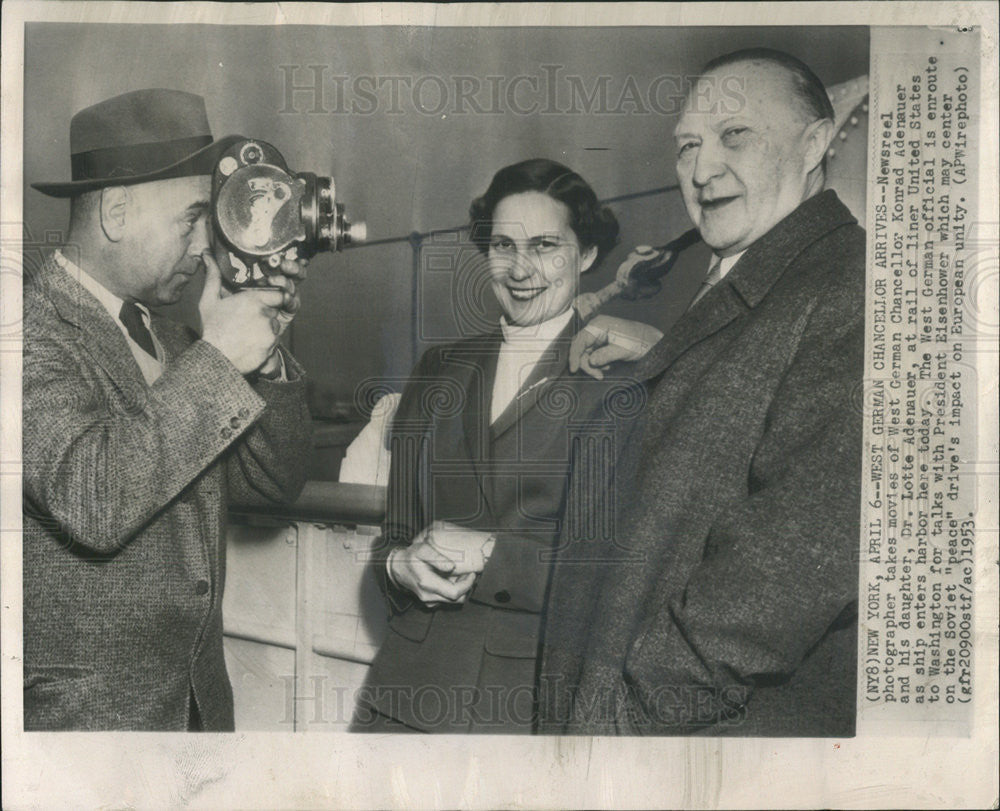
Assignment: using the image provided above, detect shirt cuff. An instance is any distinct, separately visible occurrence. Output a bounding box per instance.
[257,349,288,381]
[386,547,402,588]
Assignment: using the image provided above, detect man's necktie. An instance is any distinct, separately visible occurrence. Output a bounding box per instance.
[688,256,724,310]
[119,300,157,359]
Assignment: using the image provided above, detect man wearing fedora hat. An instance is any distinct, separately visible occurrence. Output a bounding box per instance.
[22,89,312,730]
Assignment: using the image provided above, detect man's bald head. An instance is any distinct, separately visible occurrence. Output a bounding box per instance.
[702,48,834,130]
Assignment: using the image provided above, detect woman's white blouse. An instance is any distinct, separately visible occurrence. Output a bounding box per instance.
[490,308,574,424]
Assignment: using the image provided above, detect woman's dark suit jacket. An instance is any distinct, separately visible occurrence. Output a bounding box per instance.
[357,320,630,733]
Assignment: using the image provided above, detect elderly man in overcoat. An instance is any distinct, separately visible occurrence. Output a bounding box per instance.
[22,89,312,731]
[538,49,864,736]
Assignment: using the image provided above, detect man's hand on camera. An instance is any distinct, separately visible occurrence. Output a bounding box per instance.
[265,253,307,327]
[200,251,287,375]
[255,254,307,377]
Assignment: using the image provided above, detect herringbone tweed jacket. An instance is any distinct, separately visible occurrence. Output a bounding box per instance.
[22,254,311,731]
[538,190,864,737]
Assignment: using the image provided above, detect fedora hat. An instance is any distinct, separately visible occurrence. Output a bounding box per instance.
[32,88,243,197]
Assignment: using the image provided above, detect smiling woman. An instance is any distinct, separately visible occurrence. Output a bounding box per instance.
[487,191,593,326]
[353,159,622,734]
[471,159,619,328]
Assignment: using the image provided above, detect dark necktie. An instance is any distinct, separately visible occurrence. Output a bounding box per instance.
[688,256,724,310]
[119,300,157,359]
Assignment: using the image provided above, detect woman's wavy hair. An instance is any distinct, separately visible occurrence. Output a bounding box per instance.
[469,158,619,266]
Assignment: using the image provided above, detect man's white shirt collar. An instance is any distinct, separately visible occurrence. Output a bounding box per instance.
[54,249,164,382]
[712,249,747,281]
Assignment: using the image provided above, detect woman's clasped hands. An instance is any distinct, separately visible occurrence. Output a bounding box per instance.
[388,521,496,607]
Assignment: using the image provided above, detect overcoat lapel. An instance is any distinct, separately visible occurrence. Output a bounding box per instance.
[457,331,501,465]
[453,331,501,518]
[150,312,188,364]
[631,287,745,382]
[38,257,149,393]
[632,189,857,383]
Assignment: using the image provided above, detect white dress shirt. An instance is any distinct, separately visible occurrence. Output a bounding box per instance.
[54,250,164,384]
[714,249,747,282]
[490,308,574,424]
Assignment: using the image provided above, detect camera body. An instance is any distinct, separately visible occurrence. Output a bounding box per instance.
[211,138,365,287]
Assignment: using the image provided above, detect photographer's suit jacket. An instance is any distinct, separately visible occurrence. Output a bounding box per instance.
[22,255,311,731]
[360,322,631,733]
[538,190,864,736]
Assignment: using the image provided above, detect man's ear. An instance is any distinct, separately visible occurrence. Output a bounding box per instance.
[802,117,835,174]
[580,244,599,274]
[99,186,130,243]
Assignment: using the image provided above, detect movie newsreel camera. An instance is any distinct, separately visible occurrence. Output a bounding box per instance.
[211,139,366,288]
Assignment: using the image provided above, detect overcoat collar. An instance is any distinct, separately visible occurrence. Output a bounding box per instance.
[632,190,856,381]
[33,254,148,387]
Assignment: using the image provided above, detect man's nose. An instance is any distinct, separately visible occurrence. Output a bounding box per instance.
[691,141,726,188]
